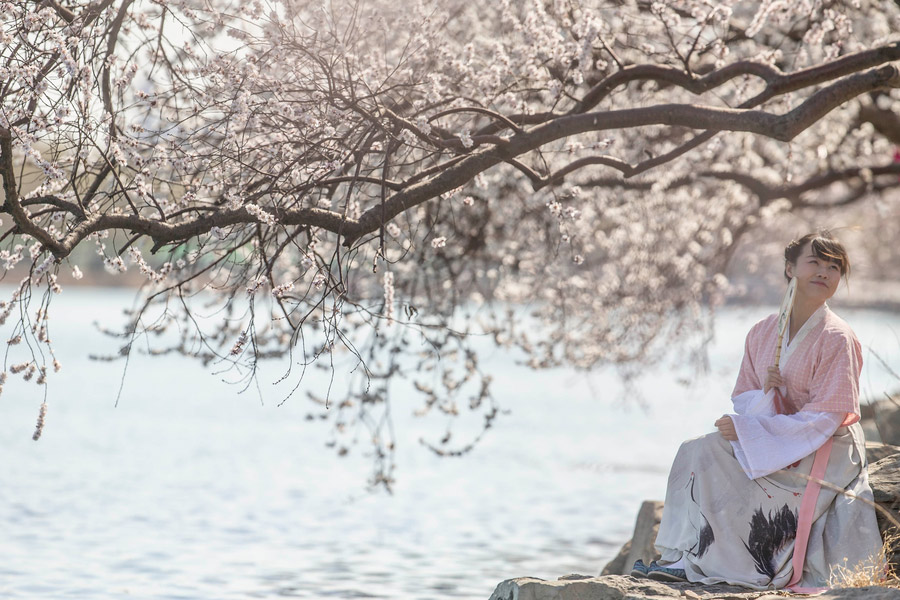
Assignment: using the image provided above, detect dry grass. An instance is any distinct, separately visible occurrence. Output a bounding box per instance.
[778,454,900,589]
[829,532,900,589]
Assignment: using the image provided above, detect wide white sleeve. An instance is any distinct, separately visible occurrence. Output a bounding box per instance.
[727,410,844,480]
[731,389,776,417]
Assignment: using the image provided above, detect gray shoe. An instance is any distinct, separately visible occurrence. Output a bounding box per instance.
[647,563,687,582]
[629,559,651,577]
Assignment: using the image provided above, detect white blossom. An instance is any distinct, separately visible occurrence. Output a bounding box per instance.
[272,281,295,298]
[245,203,278,226]
[383,271,395,324]
[230,331,248,355]
[32,402,47,441]
[456,129,473,149]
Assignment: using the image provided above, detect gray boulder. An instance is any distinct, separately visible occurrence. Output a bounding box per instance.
[489,575,900,600]
[861,397,900,446]
[868,449,900,567]
[868,442,900,465]
[870,449,900,507]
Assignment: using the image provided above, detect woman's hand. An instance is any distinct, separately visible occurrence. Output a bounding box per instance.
[715,415,738,441]
[764,366,785,393]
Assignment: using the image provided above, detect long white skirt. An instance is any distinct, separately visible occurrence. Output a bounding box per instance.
[654,424,882,589]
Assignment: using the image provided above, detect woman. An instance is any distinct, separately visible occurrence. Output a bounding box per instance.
[632,231,883,590]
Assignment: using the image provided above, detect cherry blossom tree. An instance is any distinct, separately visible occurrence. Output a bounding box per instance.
[3,0,900,487]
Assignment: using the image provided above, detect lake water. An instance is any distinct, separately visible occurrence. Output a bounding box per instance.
[1,288,899,599]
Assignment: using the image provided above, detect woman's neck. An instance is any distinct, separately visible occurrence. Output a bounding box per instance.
[790,297,824,339]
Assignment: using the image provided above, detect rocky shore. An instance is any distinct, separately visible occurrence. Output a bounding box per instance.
[488,438,900,600]
[489,575,900,599]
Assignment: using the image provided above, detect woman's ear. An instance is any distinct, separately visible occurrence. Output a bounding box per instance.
[785,261,794,278]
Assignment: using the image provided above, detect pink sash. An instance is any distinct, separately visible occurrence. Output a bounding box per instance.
[786,437,834,593]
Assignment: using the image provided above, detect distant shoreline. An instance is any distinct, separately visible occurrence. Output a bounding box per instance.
[5,270,900,312]
[725,277,900,313]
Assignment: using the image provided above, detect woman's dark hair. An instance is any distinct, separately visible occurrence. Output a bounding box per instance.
[784,230,850,281]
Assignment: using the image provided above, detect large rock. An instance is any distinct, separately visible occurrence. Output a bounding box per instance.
[860,403,883,444]
[601,539,632,577]
[870,452,900,508]
[861,397,900,446]
[868,442,900,465]
[488,575,900,600]
[602,501,663,576]
[489,575,774,600]
[867,450,900,568]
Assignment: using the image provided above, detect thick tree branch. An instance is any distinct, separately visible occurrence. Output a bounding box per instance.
[586,43,900,178]
[782,163,900,198]
[344,65,900,245]
[776,65,900,140]
[0,133,66,255]
[18,195,85,216]
[533,156,637,188]
[558,64,900,181]
[475,42,900,137]
[38,0,76,22]
[745,42,900,105]
[428,106,525,134]
[580,163,900,205]
[574,60,783,114]
[57,206,355,256]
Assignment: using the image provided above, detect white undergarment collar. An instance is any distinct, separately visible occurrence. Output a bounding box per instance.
[781,303,827,367]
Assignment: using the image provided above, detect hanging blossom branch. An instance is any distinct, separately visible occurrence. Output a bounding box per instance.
[3,0,900,487]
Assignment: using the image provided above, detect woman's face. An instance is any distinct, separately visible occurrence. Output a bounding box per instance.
[785,242,841,303]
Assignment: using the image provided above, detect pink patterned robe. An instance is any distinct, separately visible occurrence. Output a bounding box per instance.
[728,305,861,479]
[733,304,861,425]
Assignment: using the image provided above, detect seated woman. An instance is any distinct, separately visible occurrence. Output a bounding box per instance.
[632,231,883,590]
